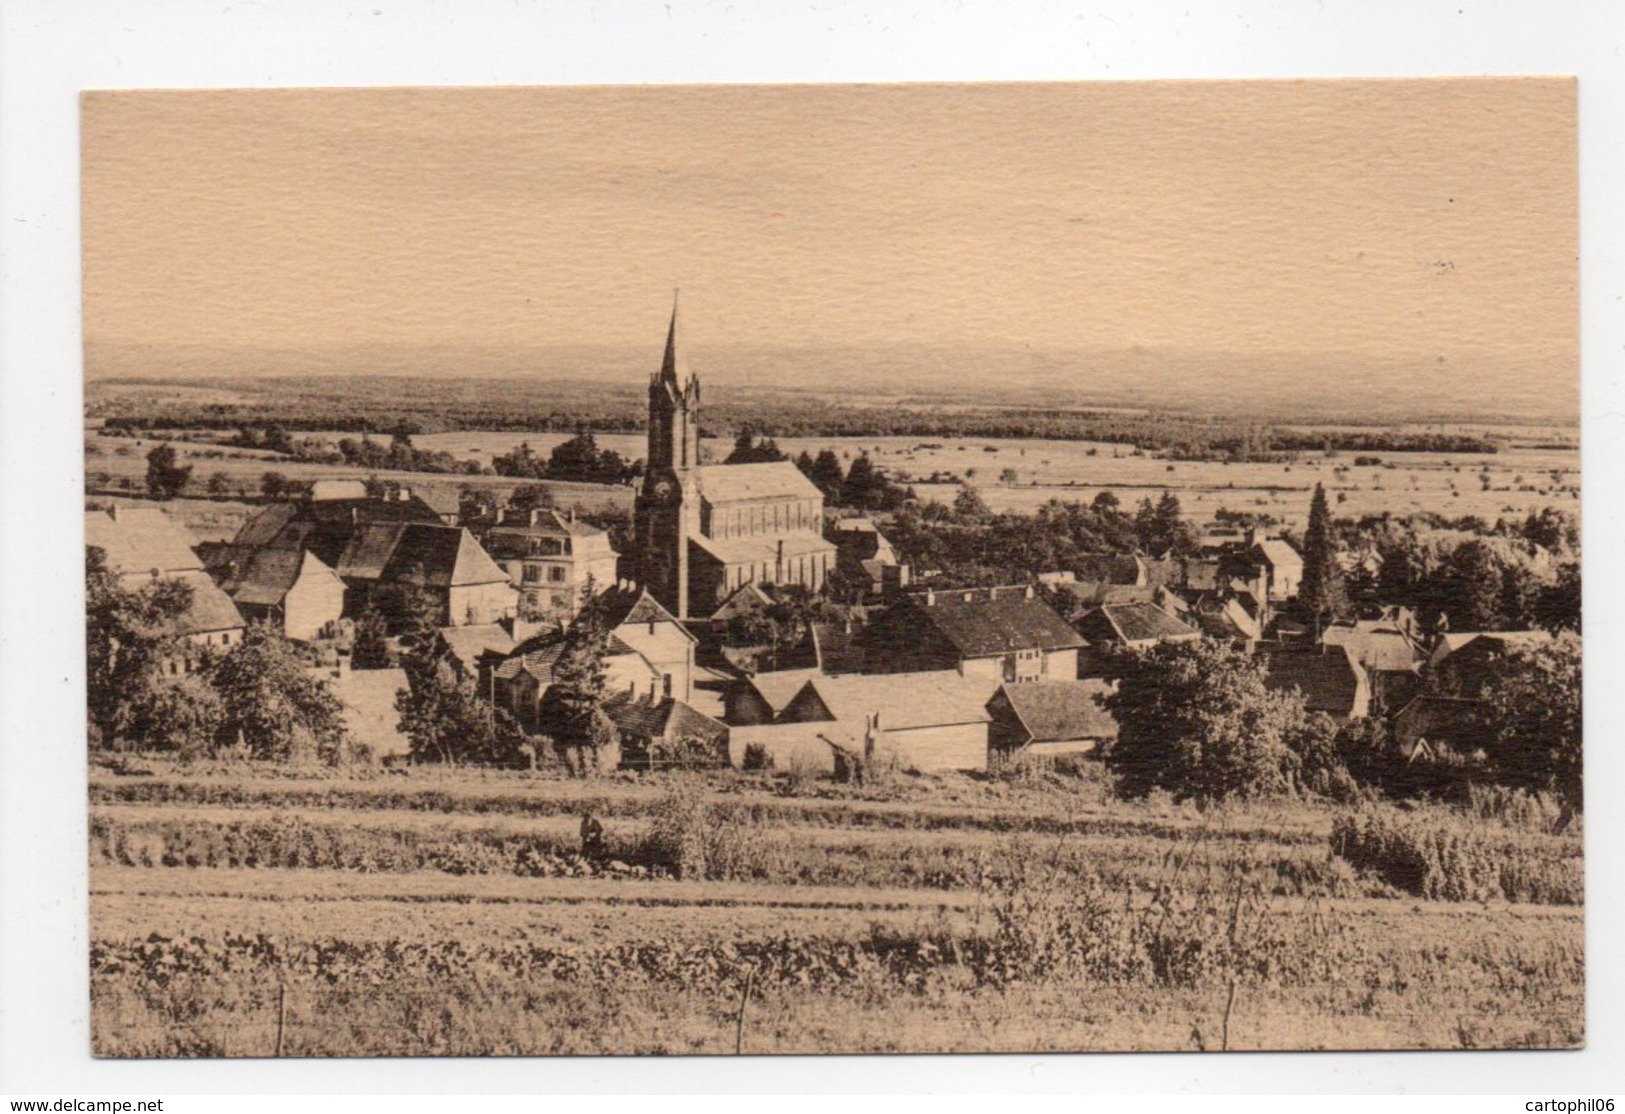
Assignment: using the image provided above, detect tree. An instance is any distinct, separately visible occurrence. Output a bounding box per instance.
[1442,539,1510,631]
[1536,561,1580,634]
[260,471,290,501]
[1298,483,1347,622]
[206,471,233,497]
[145,443,192,500]
[799,449,845,499]
[350,606,393,669]
[543,597,616,773]
[395,657,524,766]
[374,578,443,660]
[1100,640,1317,804]
[725,431,787,464]
[952,484,991,520]
[209,623,346,762]
[86,546,203,748]
[1090,490,1121,515]
[1479,633,1581,818]
[507,483,556,517]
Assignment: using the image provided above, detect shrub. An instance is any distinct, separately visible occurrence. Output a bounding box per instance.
[741,742,775,772]
[1330,806,1581,905]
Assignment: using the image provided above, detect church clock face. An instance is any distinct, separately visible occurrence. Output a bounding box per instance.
[652,478,674,500]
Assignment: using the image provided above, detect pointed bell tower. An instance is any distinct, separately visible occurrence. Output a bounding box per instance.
[635,292,701,617]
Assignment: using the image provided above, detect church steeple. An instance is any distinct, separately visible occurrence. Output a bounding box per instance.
[658,289,689,386]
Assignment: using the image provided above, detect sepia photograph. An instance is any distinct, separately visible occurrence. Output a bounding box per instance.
[78,78,1580,1059]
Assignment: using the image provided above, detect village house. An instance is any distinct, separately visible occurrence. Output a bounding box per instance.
[829,516,909,598]
[861,585,1084,683]
[1247,533,1304,602]
[1425,630,1554,697]
[337,521,517,627]
[492,631,664,734]
[85,506,246,667]
[604,693,731,770]
[481,508,620,623]
[220,548,348,641]
[1320,618,1427,714]
[986,678,1118,769]
[731,669,996,773]
[1074,600,1202,676]
[1257,642,1371,721]
[595,583,699,704]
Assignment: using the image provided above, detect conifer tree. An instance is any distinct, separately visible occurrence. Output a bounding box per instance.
[1298,482,1346,621]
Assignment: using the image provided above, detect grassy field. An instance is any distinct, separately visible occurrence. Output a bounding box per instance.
[88,761,1584,1057]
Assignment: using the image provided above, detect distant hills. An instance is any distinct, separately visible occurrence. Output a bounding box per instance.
[83,341,1578,426]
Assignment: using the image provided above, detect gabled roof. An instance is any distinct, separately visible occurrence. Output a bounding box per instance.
[597,584,690,633]
[228,548,341,608]
[173,571,248,635]
[494,630,640,683]
[381,524,509,588]
[334,522,409,581]
[890,588,1084,657]
[790,671,994,730]
[1321,624,1425,673]
[436,623,517,674]
[743,668,822,715]
[1077,601,1201,645]
[992,679,1118,743]
[697,460,824,505]
[1258,643,1369,718]
[1074,554,1146,587]
[1251,538,1303,572]
[604,693,729,744]
[85,507,204,577]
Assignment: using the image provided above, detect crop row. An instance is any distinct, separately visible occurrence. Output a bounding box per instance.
[89,776,1328,846]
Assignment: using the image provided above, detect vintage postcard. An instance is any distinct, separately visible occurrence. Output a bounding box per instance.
[82,79,1579,1057]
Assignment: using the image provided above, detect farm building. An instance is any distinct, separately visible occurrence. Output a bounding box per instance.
[493,632,664,734]
[606,693,731,770]
[829,517,907,598]
[1257,642,1371,721]
[723,668,824,727]
[1425,631,1553,698]
[769,670,998,772]
[861,585,1083,683]
[85,506,246,663]
[221,548,347,641]
[1075,600,1202,676]
[986,679,1117,768]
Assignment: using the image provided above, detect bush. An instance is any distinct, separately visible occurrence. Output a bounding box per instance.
[1330,806,1581,905]
[741,742,775,772]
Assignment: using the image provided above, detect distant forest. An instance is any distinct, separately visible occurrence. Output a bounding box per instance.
[89,375,1504,459]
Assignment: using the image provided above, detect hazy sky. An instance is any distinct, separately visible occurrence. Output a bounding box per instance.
[81,79,1575,405]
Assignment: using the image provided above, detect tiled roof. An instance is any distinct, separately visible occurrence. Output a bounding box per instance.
[794,671,995,730]
[745,668,822,715]
[229,549,340,608]
[1258,643,1368,717]
[85,508,203,577]
[436,623,517,673]
[1252,538,1303,572]
[893,588,1084,657]
[1074,554,1146,586]
[381,525,508,588]
[1321,624,1425,673]
[172,571,247,635]
[993,679,1118,743]
[698,460,824,505]
[604,694,729,743]
[1078,601,1200,644]
[597,584,686,631]
[335,522,408,581]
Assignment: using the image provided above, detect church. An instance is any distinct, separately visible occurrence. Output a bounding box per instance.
[634,298,837,619]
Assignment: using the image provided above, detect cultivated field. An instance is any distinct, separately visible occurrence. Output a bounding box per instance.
[89,761,1583,1057]
[87,422,1578,537]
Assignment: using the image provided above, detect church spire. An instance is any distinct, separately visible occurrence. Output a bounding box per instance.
[659,289,689,385]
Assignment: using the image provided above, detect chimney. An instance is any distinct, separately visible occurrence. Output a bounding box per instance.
[1025,584,1035,600]
[530,508,543,527]
[925,589,935,606]
[109,505,120,522]
[397,486,411,502]
[351,506,359,527]
[569,507,577,525]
